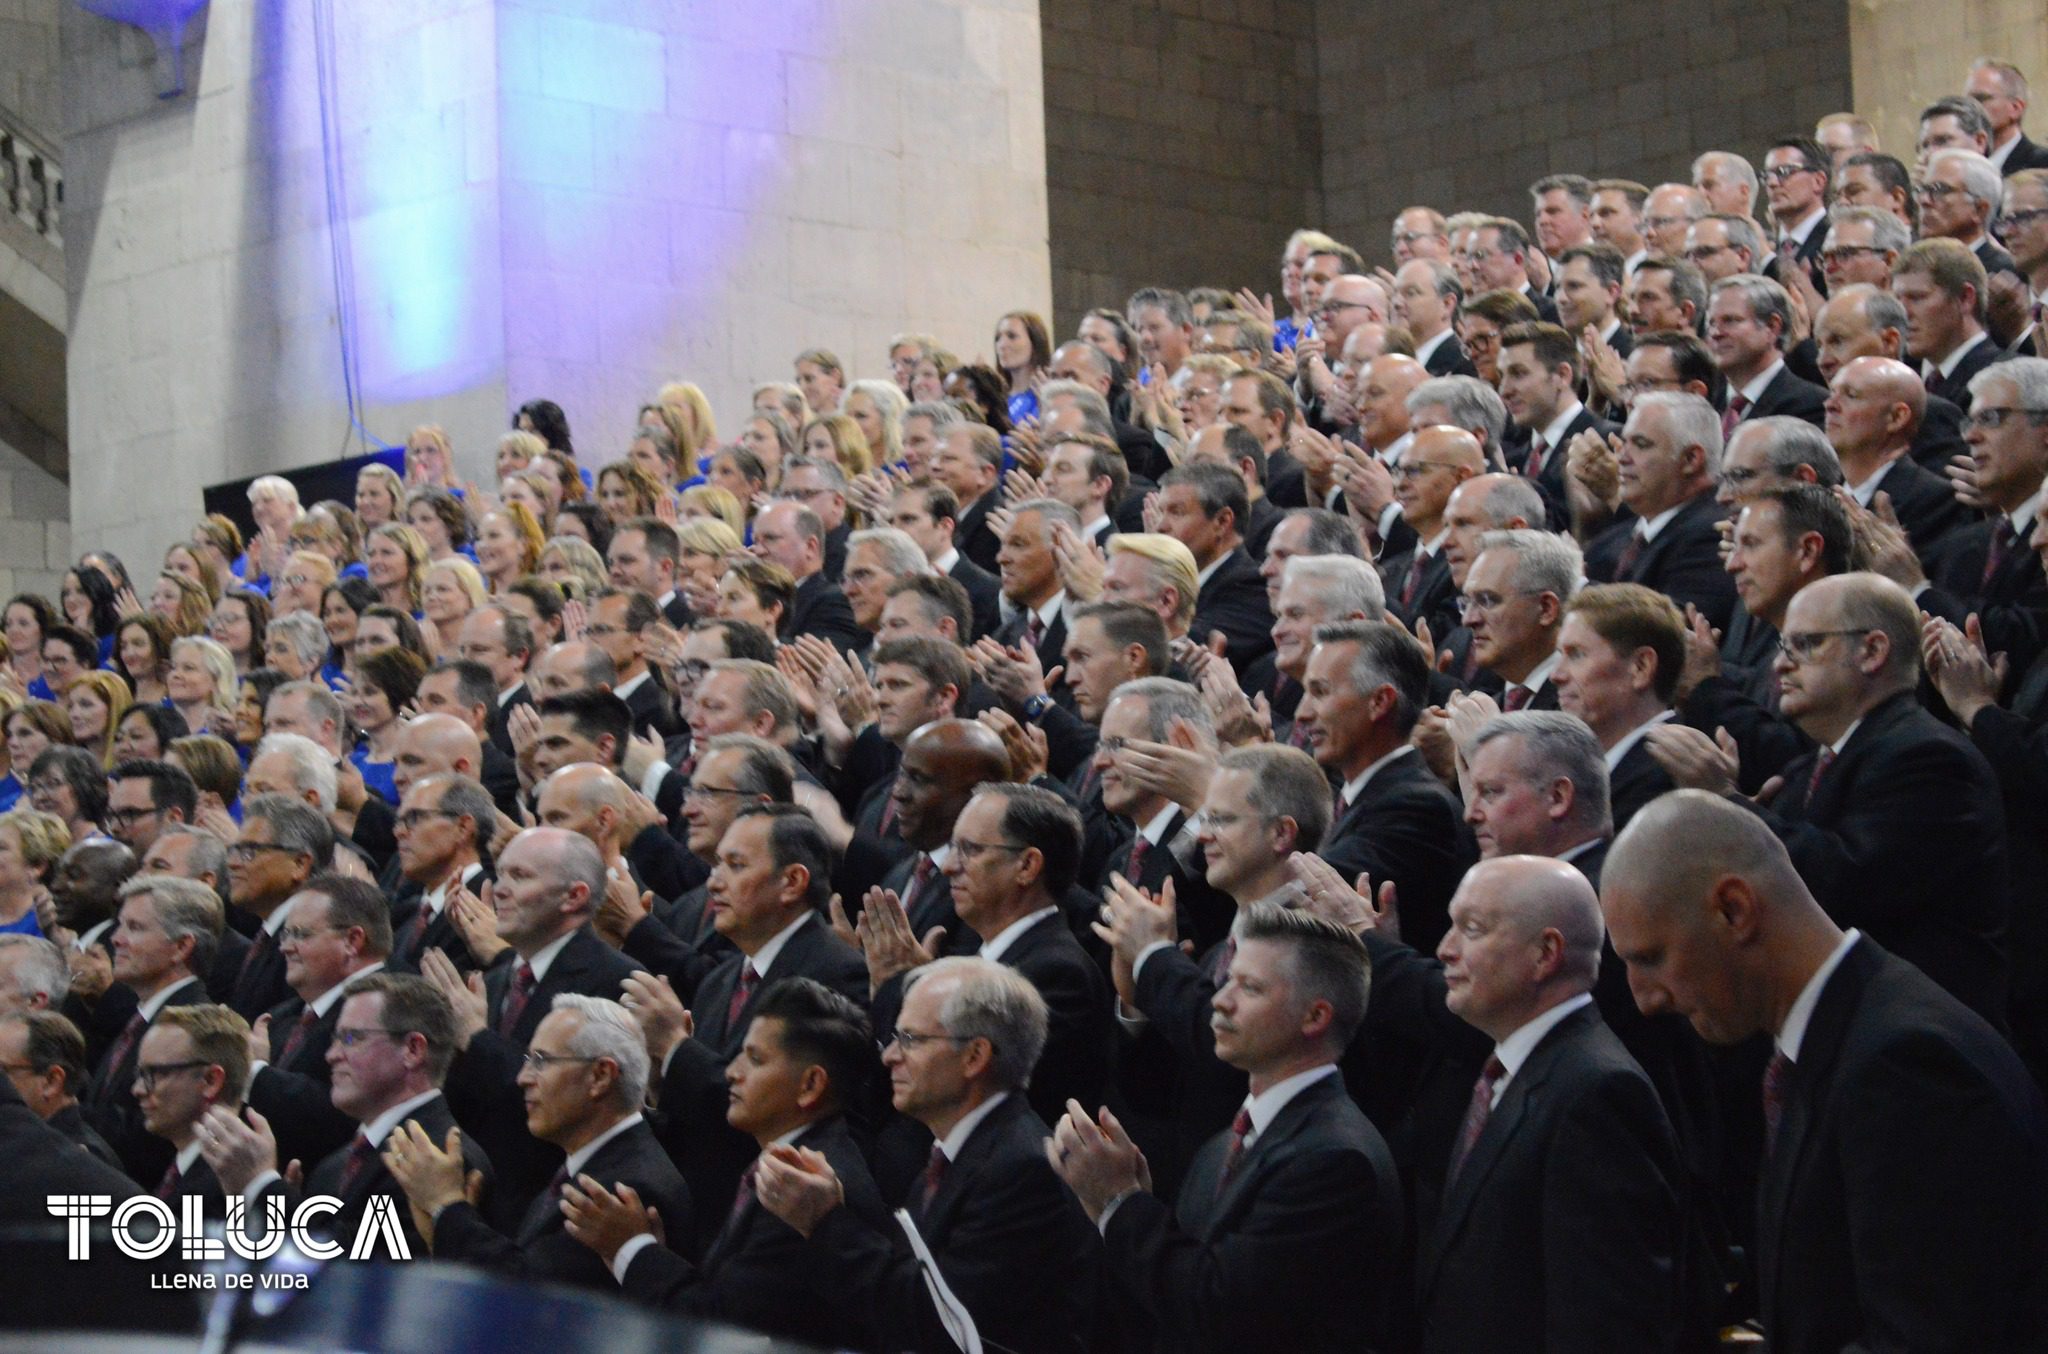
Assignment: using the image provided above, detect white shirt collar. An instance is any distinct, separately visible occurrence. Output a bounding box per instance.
[1557,835,1605,864]
[310,961,384,1018]
[1538,400,1585,450]
[1624,247,1648,274]
[933,548,960,574]
[524,929,577,983]
[1636,499,1689,543]
[747,909,814,975]
[1196,551,1234,590]
[1380,430,1414,465]
[1081,512,1112,542]
[656,589,677,611]
[1413,328,1452,367]
[261,893,303,937]
[1236,1063,1341,1145]
[1506,649,1562,698]
[1936,332,1988,379]
[613,670,650,702]
[1604,709,1675,769]
[497,680,525,708]
[1739,357,1786,405]
[1829,717,1864,757]
[1029,589,1068,631]
[1776,930,1862,1061]
[2008,482,2046,541]
[1782,206,1826,247]
[422,861,486,920]
[1990,132,2019,171]
[1137,801,1180,846]
[565,1111,645,1178]
[1341,743,1414,804]
[1490,991,1595,1105]
[74,918,114,953]
[1416,527,1450,559]
[176,1139,207,1177]
[924,843,953,873]
[359,1088,445,1148]
[979,907,1058,964]
[137,974,201,1022]
[936,1089,1011,1161]
[1599,316,1624,346]
[1847,459,1894,507]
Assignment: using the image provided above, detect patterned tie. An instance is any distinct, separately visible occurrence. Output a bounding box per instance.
[1983,516,2018,592]
[1613,525,1647,579]
[1026,614,1045,651]
[1447,1055,1508,1187]
[1803,746,1837,804]
[278,1007,319,1065]
[1523,434,1549,480]
[903,854,937,918]
[1502,684,1532,712]
[1125,836,1151,883]
[1400,552,1429,609]
[396,905,431,966]
[238,929,277,989]
[155,1161,182,1200]
[725,963,760,1030]
[919,1142,949,1210]
[1761,1050,1792,1157]
[1720,393,1751,439]
[878,792,899,837]
[727,1159,762,1230]
[338,1133,377,1191]
[1215,1106,1255,1196]
[102,1012,148,1089]
[498,962,536,1038]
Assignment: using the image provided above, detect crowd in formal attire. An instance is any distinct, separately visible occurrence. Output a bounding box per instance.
[7,57,2048,1352]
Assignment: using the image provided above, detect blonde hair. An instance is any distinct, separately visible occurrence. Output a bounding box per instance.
[497,430,547,471]
[425,556,489,611]
[1108,533,1201,628]
[846,380,908,464]
[286,550,338,595]
[597,461,665,521]
[656,382,719,463]
[539,537,608,599]
[367,523,430,611]
[680,485,746,535]
[406,425,457,486]
[801,414,873,479]
[490,502,547,578]
[170,636,240,722]
[162,544,223,606]
[64,671,132,767]
[675,518,743,561]
[354,463,407,524]
[156,572,215,639]
[0,808,71,875]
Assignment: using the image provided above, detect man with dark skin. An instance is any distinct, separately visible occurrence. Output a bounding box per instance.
[854,720,1011,954]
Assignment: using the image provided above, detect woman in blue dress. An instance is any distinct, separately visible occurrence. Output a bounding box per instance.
[5,594,59,701]
[995,309,1052,427]
[345,645,426,808]
[0,806,69,938]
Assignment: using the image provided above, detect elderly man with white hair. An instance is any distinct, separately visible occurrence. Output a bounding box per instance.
[840,525,933,642]
[1921,147,2018,277]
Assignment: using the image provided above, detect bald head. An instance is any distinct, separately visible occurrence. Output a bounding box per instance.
[894,718,1011,851]
[1840,355,1925,424]
[532,640,615,698]
[906,718,1009,787]
[393,713,484,800]
[1605,789,1804,922]
[1440,855,1606,1040]
[1411,424,1487,475]
[535,762,633,852]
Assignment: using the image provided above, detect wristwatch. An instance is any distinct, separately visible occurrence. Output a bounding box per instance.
[1022,693,1052,722]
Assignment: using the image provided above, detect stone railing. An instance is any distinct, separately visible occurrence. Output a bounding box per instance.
[0,110,62,249]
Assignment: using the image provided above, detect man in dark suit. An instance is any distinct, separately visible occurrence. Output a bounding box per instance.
[203,972,495,1261]
[584,589,682,740]
[1460,528,1575,708]
[1159,462,1275,675]
[751,500,864,653]
[1896,237,2009,411]
[133,1002,250,1209]
[1824,356,1971,558]
[1380,426,1486,640]
[456,605,536,758]
[1602,791,2048,1354]
[888,483,1003,641]
[935,423,1007,574]
[413,664,526,820]
[757,957,1101,1354]
[428,827,641,1215]
[994,497,1078,680]
[386,774,496,975]
[562,978,886,1347]
[391,994,691,1291]
[1551,584,1687,831]
[86,874,221,1184]
[1710,275,1828,432]
[0,1008,121,1167]
[1397,258,1479,377]
[1970,59,2048,175]
[604,517,694,629]
[1295,621,1475,954]
[1498,321,1615,531]
[1557,243,1636,364]
[244,874,389,1168]
[0,1075,155,1313]
[1414,858,1684,1350]
[1057,903,1405,1353]
[221,794,333,1022]
[1584,391,1739,631]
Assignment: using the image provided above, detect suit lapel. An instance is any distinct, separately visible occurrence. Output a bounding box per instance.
[1199,1076,1337,1234]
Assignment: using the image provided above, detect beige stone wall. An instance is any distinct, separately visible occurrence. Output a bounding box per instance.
[1850,0,2048,165]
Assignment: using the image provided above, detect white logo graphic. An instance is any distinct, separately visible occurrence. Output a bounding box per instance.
[46,1193,411,1262]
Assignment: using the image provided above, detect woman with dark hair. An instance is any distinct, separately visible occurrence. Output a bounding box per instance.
[354,606,431,666]
[233,667,289,751]
[552,501,612,556]
[1,701,72,814]
[26,745,108,845]
[59,567,123,664]
[502,577,567,650]
[515,398,574,459]
[208,588,270,674]
[114,613,175,707]
[348,646,426,806]
[994,309,1052,426]
[111,703,188,764]
[404,487,472,563]
[4,594,59,700]
[1081,305,1143,421]
[319,577,379,680]
[942,364,1015,436]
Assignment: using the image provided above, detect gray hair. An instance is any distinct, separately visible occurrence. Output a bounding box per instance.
[1218,745,1331,851]
[117,874,225,978]
[1710,274,1794,352]
[904,400,964,433]
[1692,151,1758,209]
[273,681,346,741]
[706,660,800,734]
[1927,148,2004,223]
[910,956,1049,1092]
[1009,497,1082,537]
[1408,376,1508,454]
[156,825,227,887]
[1281,554,1385,620]
[1278,508,1364,558]
[1039,380,1115,438]
[1700,212,1762,263]
[0,935,69,1007]
[1472,476,1548,531]
[698,734,797,800]
[247,475,302,509]
[433,775,499,855]
[1631,391,1725,476]
[781,453,849,492]
[1469,711,1612,836]
[1969,355,2048,413]
[847,527,935,579]
[1737,416,1844,487]
[1474,528,1582,601]
[267,613,330,670]
[241,793,334,868]
[1827,203,1910,256]
[1106,676,1213,741]
[548,994,651,1108]
[1831,283,1908,346]
[1922,94,1993,142]
[255,732,338,814]
[1234,903,1372,1047]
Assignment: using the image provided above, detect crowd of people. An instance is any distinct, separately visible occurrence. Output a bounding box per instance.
[7,56,2048,1352]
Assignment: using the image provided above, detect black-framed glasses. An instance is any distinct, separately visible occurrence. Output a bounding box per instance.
[227,841,299,861]
[949,837,1029,863]
[105,807,163,830]
[521,1050,600,1073]
[135,1060,211,1092]
[1965,406,2048,431]
[396,808,463,831]
[885,1028,980,1054]
[1777,629,1871,663]
[1764,163,1822,182]
[1915,182,1965,200]
[2000,207,2048,233]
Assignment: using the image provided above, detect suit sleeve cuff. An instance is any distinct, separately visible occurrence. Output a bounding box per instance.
[1095,1187,1142,1235]
[640,762,671,800]
[244,1170,282,1209]
[611,1233,658,1284]
[1132,939,1174,984]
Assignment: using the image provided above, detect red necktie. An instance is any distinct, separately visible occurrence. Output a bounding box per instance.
[1982,516,2017,592]
[1524,435,1548,480]
[396,906,430,965]
[155,1161,181,1200]
[238,929,277,987]
[904,854,935,915]
[878,792,898,837]
[1208,936,1238,986]
[1502,684,1532,712]
[1761,1050,1792,1156]
[1125,836,1151,882]
[1720,393,1750,439]
[725,963,760,1030]
[1803,746,1836,804]
[1613,526,1647,578]
[498,962,536,1038]
[1400,552,1429,609]
[103,1012,148,1083]
[338,1133,377,1190]
[1215,1106,1255,1196]
[1447,1055,1508,1187]
[920,1142,949,1210]
[278,1007,319,1065]
[727,1159,761,1229]
[1026,614,1045,651]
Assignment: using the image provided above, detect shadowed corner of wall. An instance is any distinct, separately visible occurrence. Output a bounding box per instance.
[75,0,212,100]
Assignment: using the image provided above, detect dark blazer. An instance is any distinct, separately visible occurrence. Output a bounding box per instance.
[246,989,357,1168]
[1104,1071,1405,1353]
[1739,363,1828,428]
[780,572,865,653]
[203,927,252,1007]
[47,1102,121,1169]
[801,1093,1101,1354]
[1416,1003,1685,1353]
[84,976,212,1184]
[487,681,532,757]
[687,917,869,1059]
[1966,690,2048,1073]
[1999,131,2048,174]
[1976,235,2019,278]
[1103,811,1234,958]
[1908,393,1970,471]
[225,924,293,1022]
[387,866,496,976]
[1608,733,1677,833]
[822,521,851,582]
[1757,939,2048,1354]
[619,1116,887,1348]
[1382,541,1460,641]
[948,554,1003,641]
[963,912,1112,1129]
[1751,692,2009,1025]
[1191,547,1276,676]
[658,590,693,629]
[954,489,1003,575]
[1122,937,1253,1198]
[432,1118,692,1292]
[997,600,1070,689]
[1867,454,1970,560]
[1926,333,2012,410]
[1320,748,1475,955]
[618,672,681,742]
[1421,330,1478,378]
[159,1154,227,1214]
[1920,514,2048,682]
[1515,405,1613,532]
[1585,490,1738,631]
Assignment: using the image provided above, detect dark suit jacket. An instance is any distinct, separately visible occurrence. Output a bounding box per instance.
[618,671,681,741]
[619,1116,887,1348]
[286,1090,494,1259]
[1515,405,1613,533]
[1752,692,2009,1024]
[488,681,533,757]
[802,1093,1100,1354]
[1585,490,1738,631]
[1920,514,2048,683]
[822,521,851,583]
[1868,454,1970,560]
[226,924,292,1022]
[1191,547,1276,675]
[948,554,1003,641]
[1999,131,2048,174]
[1104,810,1234,958]
[1609,733,1677,832]
[1739,363,1828,428]
[954,489,1003,574]
[85,976,212,1184]
[433,1118,692,1292]
[1927,333,2012,410]
[1320,748,1475,955]
[247,989,357,1167]
[1421,330,1477,378]
[203,928,252,1007]
[1105,1071,1405,1354]
[1976,235,2019,278]
[1122,936,1252,1198]
[780,572,865,653]
[1382,541,1460,641]
[1908,392,1970,471]
[1416,1003,1685,1353]
[1757,939,2048,1354]
[48,1102,121,1168]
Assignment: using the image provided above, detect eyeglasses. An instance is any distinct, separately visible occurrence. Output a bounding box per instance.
[521,1050,600,1073]
[2000,207,2048,233]
[684,784,759,801]
[279,923,342,945]
[1965,406,2048,430]
[1820,245,1887,265]
[333,1027,411,1049]
[1315,301,1375,318]
[135,1060,211,1092]
[1682,245,1731,262]
[1915,182,1965,200]
[396,808,462,830]
[1391,230,1442,246]
[1718,466,1768,491]
[1764,163,1821,182]
[885,1028,979,1054]
[1777,629,1870,663]
[949,837,1029,863]
[1391,460,1464,480]
[227,841,300,862]
[1459,590,1542,615]
[26,779,68,797]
